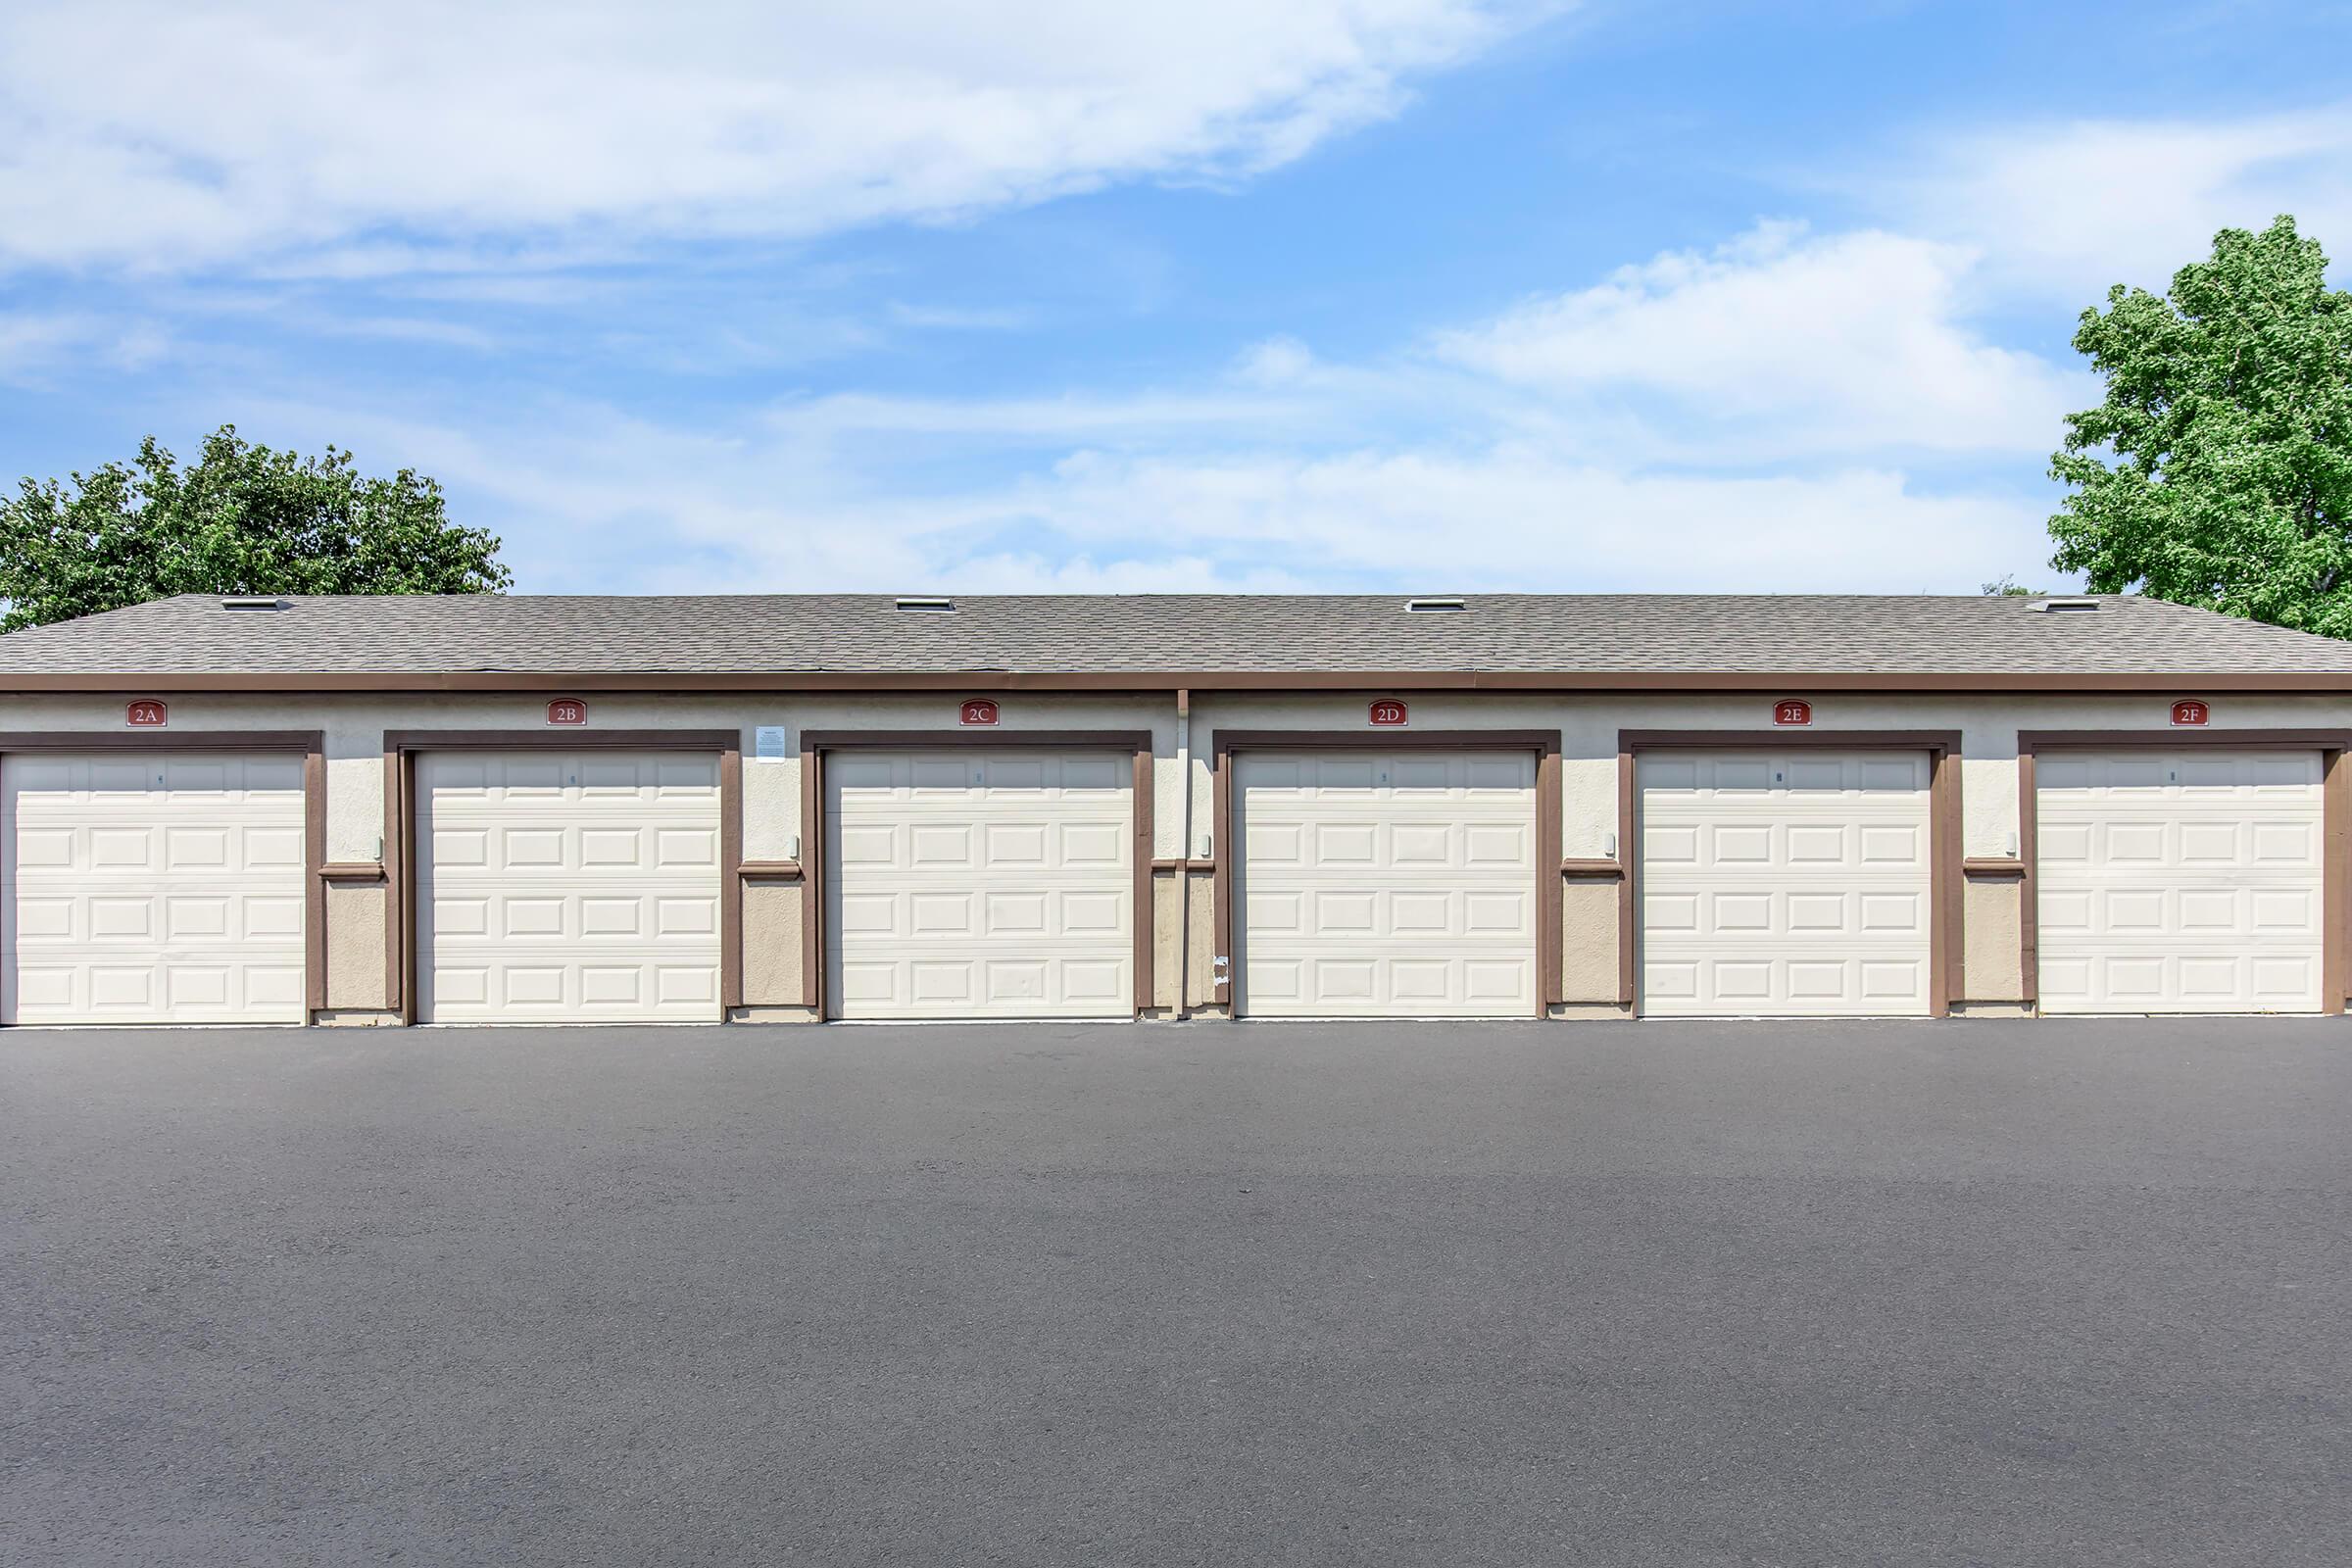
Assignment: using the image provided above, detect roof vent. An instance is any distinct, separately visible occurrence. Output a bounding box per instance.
[2033,597,2101,613]
[1403,596,1467,612]
[894,596,956,612]
[220,596,286,612]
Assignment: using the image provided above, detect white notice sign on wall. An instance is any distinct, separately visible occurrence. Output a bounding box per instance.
[754,726,788,761]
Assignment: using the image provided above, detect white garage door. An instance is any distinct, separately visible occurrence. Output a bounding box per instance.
[1639,751,1933,1017]
[2035,750,2324,1013]
[826,751,1133,1019]
[1236,751,1537,1018]
[1,753,307,1025]
[417,752,721,1023]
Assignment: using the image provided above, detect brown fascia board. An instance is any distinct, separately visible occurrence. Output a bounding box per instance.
[5,667,2352,694]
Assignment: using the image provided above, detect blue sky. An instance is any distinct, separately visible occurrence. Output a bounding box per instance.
[3,0,2348,596]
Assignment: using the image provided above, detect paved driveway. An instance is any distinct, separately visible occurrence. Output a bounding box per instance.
[4,1020,2347,1566]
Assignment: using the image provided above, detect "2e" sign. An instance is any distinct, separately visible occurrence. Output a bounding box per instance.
[1773,699,1813,727]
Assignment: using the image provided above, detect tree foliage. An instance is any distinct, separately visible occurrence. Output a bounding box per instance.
[2048,216,2352,635]
[0,425,511,632]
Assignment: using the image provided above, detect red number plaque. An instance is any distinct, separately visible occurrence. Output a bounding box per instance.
[125,699,168,728]
[960,699,1001,726]
[1368,700,1409,728]
[1773,699,1813,727]
[546,699,588,726]
[2171,699,2209,727]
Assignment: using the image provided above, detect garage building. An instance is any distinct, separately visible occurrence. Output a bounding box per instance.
[0,591,2347,1025]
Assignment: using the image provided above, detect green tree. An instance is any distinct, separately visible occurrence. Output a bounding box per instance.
[0,425,511,632]
[2048,216,2352,635]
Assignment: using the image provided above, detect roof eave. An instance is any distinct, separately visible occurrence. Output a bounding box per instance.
[3,668,2351,694]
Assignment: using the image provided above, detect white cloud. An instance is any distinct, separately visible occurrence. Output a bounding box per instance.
[0,0,1549,273]
[1880,106,2352,299]
[255,384,2055,598]
[207,197,2090,597]
[0,312,171,383]
[1434,222,2085,455]
[994,447,2050,591]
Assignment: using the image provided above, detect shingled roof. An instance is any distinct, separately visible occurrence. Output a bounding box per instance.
[3,592,2351,689]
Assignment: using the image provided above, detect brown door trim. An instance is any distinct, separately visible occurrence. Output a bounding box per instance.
[387,728,743,1024]
[1208,729,1564,1020]
[0,730,327,1025]
[2018,730,2352,1017]
[1618,730,1966,1018]
[799,729,1158,1019]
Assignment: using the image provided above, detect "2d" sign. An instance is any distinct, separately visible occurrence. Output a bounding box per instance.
[1368,699,1409,728]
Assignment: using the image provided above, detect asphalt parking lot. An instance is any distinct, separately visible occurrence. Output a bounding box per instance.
[4,1018,2347,1566]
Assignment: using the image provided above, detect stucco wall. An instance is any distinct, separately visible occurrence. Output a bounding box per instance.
[3,685,2345,1019]
[741,879,802,1007]
[1964,876,2028,1003]
[322,881,387,1009]
[1559,877,1621,1004]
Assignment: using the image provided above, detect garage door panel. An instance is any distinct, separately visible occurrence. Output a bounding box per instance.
[1859,960,1923,1000]
[1464,822,1530,865]
[1390,890,1451,934]
[838,960,897,1004]
[1713,824,1772,863]
[2036,750,2323,1013]
[911,892,976,935]
[1391,958,1450,1003]
[827,751,1133,1019]
[1056,821,1124,866]
[1858,893,1923,933]
[1643,824,1699,865]
[418,752,721,1024]
[1639,751,1933,1017]
[164,826,227,869]
[4,753,310,1026]
[506,897,569,937]
[1857,825,1923,865]
[1315,821,1378,864]
[1239,751,1537,1019]
[1462,890,1528,935]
